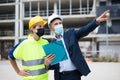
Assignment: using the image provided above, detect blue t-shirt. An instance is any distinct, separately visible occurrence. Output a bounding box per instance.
[8,38,26,60]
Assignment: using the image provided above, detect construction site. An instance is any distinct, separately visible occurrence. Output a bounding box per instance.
[0,0,120,62]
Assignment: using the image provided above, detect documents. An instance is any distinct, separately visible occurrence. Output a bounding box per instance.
[43,40,68,65]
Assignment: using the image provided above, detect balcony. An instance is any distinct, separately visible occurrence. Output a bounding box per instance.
[24,7,93,17]
[0,14,15,20]
[0,30,14,36]
[0,0,15,3]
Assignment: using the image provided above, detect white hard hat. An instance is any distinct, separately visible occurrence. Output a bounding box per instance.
[48,13,63,28]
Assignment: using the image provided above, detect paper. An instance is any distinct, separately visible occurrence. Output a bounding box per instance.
[43,40,68,65]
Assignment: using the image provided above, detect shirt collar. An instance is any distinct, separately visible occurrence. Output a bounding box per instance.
[55,35,63,41]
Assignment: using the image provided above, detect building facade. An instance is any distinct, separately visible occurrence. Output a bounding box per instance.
[96,0,120,59]
[0,0,120,60]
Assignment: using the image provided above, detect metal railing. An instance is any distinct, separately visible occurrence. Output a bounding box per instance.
[0,30,14,36]
[0,0,15,3]
[0,14,15,20]
[60,7,92,15]
[24,7,93,17]
[25,9,54,17]
[0,8,92,19]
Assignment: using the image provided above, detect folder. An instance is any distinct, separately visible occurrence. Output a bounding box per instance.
[43,40,68,65]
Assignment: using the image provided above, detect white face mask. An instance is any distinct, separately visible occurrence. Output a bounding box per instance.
[54,24,63,35]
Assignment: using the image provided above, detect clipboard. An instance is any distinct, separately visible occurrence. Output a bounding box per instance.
[43,40,68,65]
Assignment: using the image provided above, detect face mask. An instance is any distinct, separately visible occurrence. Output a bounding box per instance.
[54,24,63,35]
[36,28,44,37]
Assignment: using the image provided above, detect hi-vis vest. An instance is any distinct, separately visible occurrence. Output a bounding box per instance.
[13,37,48,80]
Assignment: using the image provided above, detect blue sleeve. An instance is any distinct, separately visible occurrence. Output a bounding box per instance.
[75,20,99,39]
[8,38,26,60]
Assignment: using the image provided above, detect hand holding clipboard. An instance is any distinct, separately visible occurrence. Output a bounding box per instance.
[43,40,68,65]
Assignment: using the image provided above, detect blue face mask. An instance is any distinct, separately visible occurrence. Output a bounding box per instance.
[54,24,63,35]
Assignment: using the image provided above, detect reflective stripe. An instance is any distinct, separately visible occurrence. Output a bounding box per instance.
[27,68,47,76]
[22,59,44,66]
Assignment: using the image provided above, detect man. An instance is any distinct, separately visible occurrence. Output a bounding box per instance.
[8,15,54,80]
[48,10,110,80]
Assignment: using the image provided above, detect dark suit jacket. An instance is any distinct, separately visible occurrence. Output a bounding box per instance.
[49,20,99,80]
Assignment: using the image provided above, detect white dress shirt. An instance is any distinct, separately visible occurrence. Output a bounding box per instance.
[55,36,76,72]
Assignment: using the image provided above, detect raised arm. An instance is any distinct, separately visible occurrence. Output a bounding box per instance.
[75,10,110,39]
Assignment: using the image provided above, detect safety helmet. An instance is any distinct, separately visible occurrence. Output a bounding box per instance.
[29,16,47,29]
[48,13,63,28]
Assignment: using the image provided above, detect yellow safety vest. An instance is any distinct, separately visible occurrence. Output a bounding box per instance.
[13,37,48,80]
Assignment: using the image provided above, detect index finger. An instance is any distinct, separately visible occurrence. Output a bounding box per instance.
[102,10,110,16]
